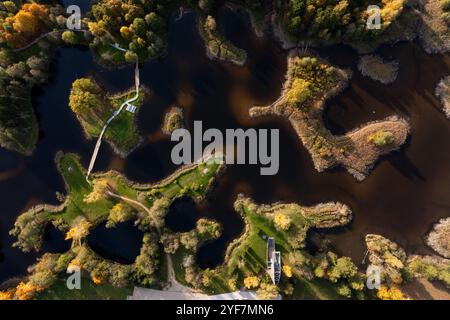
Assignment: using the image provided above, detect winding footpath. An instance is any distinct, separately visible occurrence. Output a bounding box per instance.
[86,60,140,181]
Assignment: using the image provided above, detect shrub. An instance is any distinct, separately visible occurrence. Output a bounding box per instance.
[368,130,395,147]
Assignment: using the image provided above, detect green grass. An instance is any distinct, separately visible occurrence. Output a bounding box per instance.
[37,278,132,300]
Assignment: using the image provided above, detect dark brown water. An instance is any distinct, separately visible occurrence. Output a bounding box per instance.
[0,8,449,282]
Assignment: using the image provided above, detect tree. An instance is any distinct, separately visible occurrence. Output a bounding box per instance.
[1,2,50,48]
[149,197,170,228]
[6,62,28,79]
[14,282,44,300]
[145,12,165,33]
[0,288,15,300]
[199,0,216,13]
[243,276,260,289]
[196,218,221,238]
[2,1,17,13]
[132,233,159,286]
[13,11,39,36]
[26,56,47,71]
[160,233,180,254]
[180,231,199,250]
[286,250,312,278]
[62,30,78,45]
[132,18,146,36]
[120,26,132,40]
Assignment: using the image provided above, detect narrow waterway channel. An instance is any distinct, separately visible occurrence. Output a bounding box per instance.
[0,8,449,282]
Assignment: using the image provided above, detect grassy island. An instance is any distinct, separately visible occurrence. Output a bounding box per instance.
[418,0,450,53]
[250,52,410,181]
[69,78,145,156]
[5,152,224,299]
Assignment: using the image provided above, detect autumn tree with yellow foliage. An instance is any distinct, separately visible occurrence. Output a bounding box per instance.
[256,283,279,300]
[107,202,133,228]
